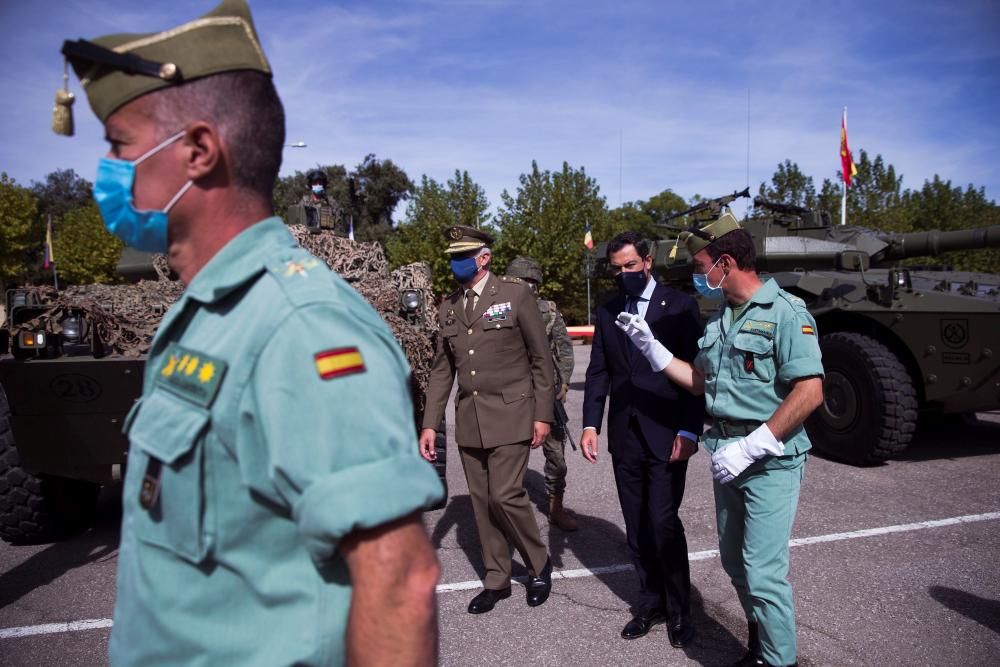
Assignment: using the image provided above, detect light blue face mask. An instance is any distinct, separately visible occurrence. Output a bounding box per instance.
[93,130,193,253]
[311,184,325,195]
[693,257,726,300]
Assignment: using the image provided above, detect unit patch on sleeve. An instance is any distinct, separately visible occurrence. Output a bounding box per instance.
[801,325,815,335]
[314,347,366,380]
[156,343,228,407]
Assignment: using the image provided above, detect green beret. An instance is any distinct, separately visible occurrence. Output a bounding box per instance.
[444,225,494,255]
[678,210,743,256]
[60,0,271,126]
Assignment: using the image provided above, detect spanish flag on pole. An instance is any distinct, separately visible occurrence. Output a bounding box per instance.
[840,108,858,187]
[583,221,593,250]
[44,216,55,269]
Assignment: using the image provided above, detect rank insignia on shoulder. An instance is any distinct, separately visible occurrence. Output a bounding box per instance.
[801,325,815,335]
[284,258,320,278]
[315,347,366,380]
[156,343,227,407]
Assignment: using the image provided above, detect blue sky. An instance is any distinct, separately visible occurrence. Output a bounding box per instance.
[2,0,998,219]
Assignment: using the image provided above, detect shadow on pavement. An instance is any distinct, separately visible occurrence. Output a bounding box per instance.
[928,585,1000,634]
[429,494,487,581]
[896,414,1000,462]
[0,485,121,609]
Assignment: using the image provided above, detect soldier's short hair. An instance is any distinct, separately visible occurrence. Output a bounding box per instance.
[140,70,285,199]
[704,228,757,270]
[606,231,649,260]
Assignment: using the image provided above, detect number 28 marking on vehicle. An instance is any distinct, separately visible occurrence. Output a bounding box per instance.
[49,374,103,403]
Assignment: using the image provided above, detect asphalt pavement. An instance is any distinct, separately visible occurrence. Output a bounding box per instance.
[1,343,998,666]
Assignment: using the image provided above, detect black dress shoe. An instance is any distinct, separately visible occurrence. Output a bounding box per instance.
[467,586,511,614]
[620,610,666,639]
[667,616,696,648]
[525,558,553,607]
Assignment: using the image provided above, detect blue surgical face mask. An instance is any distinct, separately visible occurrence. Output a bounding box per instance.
[615,269,647,298]
[311,184,325,195]
[693,257,727,300]
[93,130,193,253]
[450,256,479,283]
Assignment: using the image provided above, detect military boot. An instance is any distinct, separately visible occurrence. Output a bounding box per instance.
[732,621,763,666]
[548,494,578,531]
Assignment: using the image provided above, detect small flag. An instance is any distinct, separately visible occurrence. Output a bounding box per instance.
[584,222,593,250]
[801,325,815,336]
[314,347,366,380]
[44,216,55,269]
[840,109,858,187]
[348,216,355,242]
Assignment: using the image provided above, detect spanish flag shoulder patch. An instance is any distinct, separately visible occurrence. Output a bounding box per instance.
[315,347,366,380]
[801,325,815,335]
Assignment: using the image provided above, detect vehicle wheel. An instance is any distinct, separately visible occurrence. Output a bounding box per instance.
[429,419,448,511]
[0,388,100,544]
[806,332,918,465]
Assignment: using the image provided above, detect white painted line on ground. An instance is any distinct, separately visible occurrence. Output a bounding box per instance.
[0,618,113,640]
[3,510,998,640]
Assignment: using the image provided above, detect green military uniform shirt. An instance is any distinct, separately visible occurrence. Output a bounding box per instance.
[695,278,824,454]
[110,218,442,666]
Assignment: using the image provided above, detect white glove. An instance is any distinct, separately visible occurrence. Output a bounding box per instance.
[710,424,785,484]
[614,312,674,372]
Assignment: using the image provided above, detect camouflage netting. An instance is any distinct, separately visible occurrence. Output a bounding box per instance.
[14,225,440,411]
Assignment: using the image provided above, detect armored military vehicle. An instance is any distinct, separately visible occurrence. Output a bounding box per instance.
[0,231,446,544]
[591,190,1000,465]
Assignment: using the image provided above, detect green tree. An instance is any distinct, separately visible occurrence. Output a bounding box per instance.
[52,202,124,285]
[0,173,37,285]
[348,154,414,244]
[31,169,93,222]
[386,171,491,295]
[757,160,817,209]
[492,161,608,323]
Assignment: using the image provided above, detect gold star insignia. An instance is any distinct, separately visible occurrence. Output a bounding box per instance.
[198,361,216,384]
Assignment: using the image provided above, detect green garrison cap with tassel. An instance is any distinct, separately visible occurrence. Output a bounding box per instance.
[677,210,744,257]
[53,0,271,135]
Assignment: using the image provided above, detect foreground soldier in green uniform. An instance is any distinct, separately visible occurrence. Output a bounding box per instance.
[58,1,443,664]
[505,257,578,531]
[616,213,824,667]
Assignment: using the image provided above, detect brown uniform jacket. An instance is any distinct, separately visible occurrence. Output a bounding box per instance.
[422,272,554,448]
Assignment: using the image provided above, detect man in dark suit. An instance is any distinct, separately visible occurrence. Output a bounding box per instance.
[419,226,555,614]
[580,231,704,647]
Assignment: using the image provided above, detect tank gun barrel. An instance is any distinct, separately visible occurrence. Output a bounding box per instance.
[876,225,1000,261]
[662,187,750,224]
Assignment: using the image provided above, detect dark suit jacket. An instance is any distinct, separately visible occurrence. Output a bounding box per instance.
[422,272,554,448]
[582,282,705,459]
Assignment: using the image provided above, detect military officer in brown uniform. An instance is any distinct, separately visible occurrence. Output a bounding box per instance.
[419,226,555,614]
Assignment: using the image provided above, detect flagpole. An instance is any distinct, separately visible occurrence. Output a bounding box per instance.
[840,107,847,226]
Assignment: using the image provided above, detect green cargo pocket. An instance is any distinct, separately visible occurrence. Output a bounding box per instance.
[125,388,212,564]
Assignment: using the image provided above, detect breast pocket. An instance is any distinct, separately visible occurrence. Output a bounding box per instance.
[732,332,776,382]
[695,329,722,376]
[125,388,212,564]
[482,317,519,350]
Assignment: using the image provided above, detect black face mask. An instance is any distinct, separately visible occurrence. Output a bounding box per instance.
[615,269,647,297]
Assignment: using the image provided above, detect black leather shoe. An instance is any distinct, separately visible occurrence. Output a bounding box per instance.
[467,586,511,614]
[620,610,666,639]
[525,558,553,607]
[667,616,696,648]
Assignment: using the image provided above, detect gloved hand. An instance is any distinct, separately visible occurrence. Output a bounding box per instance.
[710,423,785,484]
[614,312,674,372]
[556,383,569,402]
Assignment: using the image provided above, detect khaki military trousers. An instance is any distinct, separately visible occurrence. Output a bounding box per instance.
[458,442,548,590]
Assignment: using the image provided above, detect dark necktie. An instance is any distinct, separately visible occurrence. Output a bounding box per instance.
[465,289,477,322]
[625,297,639,361]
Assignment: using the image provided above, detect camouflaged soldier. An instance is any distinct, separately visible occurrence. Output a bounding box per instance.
[299,168,345,234]
[506,257,578,531]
